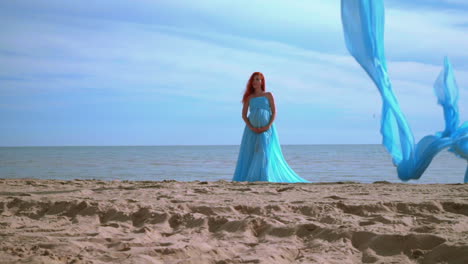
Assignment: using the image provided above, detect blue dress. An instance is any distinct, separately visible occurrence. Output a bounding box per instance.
[233,96,309,183]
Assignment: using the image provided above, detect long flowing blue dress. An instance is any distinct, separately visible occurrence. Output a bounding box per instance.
[232,96,309,183]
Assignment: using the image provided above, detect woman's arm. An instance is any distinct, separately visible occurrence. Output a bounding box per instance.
[242,98,259,133]
[267,92,276,127]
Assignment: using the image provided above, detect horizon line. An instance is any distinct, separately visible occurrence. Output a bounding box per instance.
[0,143,383,148]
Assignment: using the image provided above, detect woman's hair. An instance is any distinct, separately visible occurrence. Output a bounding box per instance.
[242,72,266,104]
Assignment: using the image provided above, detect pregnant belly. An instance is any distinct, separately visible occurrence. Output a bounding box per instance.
[249,109,270,128]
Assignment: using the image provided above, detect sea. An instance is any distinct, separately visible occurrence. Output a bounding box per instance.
[0,145,466,184]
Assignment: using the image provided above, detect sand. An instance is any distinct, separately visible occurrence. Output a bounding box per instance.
[0,179,467,264]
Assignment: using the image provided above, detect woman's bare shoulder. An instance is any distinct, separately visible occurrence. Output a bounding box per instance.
[266,92,275,99]
[244,94,253,105]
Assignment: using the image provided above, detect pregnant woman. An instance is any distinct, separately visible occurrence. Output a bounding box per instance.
[232,72,309,183]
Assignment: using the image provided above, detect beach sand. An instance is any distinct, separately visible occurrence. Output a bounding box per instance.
[0,179,467,264]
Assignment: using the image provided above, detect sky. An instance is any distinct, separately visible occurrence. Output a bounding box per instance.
[1,0,467,146]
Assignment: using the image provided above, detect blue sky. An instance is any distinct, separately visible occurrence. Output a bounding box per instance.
[1,0,467,146]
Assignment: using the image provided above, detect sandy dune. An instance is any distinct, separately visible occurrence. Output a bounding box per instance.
[0,179,467,263]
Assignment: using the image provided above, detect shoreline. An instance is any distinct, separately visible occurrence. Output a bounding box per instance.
[1,179,467,263]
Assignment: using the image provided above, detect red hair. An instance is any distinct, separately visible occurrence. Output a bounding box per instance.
[242,72,266,104]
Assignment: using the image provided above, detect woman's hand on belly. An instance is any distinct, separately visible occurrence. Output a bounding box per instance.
[249,127,261,133]
[257,125,271,133]
[247,125,266,134]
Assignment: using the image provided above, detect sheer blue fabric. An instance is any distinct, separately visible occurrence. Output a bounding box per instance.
[233,96,309,183]
[341,0,468,182]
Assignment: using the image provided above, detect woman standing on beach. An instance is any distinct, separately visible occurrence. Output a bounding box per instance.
[232,72,309,183]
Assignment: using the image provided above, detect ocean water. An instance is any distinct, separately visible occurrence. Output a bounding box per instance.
[0,145,466,184]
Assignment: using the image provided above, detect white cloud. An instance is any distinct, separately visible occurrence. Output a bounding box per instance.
[385,7,468,60]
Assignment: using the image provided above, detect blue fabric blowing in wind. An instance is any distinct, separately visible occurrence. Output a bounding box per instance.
[340,0,468,182]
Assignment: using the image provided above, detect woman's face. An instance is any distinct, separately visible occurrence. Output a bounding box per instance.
[252,75,263,90]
